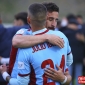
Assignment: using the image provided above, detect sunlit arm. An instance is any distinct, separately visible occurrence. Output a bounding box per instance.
[12,34,64,48]
[12,34,48,48]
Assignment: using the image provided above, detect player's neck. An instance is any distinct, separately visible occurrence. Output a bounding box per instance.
[31,25,45,32]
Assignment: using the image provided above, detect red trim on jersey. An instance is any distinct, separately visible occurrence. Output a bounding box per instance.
[8,34,23,75]
[35,29,49,35]
[18,73,30,77]
[65,68,69,72]
[8,46,18,75]
[29,64,36,85]
[67,51,71,55]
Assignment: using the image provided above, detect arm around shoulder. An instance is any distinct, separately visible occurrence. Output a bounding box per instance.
[12,34,64,48]
[12,34,48,48]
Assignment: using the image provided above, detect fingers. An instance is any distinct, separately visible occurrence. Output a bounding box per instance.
[56,40,64,48]
[44,68,55,78]
[2,64,6,67]
[48,35,64,48]
[56,64,62,70]
[1,64,7,69]
[44,69,53,77]
[55,37,64,48]
[45,67,55,73]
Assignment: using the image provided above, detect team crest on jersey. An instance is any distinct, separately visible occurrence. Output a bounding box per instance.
[18,62,25,69]
[16,29,24,34]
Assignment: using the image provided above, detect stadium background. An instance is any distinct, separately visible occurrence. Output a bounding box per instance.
[0,0,85,23]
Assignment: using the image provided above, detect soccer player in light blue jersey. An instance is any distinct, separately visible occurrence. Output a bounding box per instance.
[0,3,72,85]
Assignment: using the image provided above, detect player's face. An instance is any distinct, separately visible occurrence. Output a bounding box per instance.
[46,11,59,30]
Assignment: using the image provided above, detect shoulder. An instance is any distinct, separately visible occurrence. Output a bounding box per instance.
[53,30,67,39]
[55,30,65,36]
[54,30,69,42]
[16,28,32,35]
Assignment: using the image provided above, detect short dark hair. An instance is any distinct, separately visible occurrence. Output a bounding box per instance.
[76,15,83,19]
[66,14,79,25]
[28,3,47,27]
[14,12,28,25]
[66,14,76,20]
[42,2,59,13]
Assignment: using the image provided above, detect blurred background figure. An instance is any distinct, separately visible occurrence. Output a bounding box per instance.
[76,15,85,78]
[61,17,68,27]
[76,15,85,29]
[0,12,29,64]
[58,14,85,85]
[0,12,30,85]
[13,12,28,26]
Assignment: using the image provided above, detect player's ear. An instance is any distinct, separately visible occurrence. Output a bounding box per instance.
[27,16,30,24]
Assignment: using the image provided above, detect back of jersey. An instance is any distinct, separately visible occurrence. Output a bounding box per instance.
[27,29,69,85]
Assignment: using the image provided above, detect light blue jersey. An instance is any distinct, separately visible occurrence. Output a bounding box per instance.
[13,28,71,85]
[11,28,32,78]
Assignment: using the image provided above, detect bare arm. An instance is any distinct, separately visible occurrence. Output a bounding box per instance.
[12,34,64,48]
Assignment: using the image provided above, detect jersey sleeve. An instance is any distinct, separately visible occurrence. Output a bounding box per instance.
[16,28,31,35]
[67,39,71,55]
[67,39,73,66]
[17,49,31,77]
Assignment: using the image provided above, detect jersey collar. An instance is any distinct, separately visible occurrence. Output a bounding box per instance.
[32,28,49,35]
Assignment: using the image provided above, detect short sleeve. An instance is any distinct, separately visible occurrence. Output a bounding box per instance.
[67,39,71,55]
[67,39,73,66]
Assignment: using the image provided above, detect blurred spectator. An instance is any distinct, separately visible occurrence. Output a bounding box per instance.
[76,15,85,29]
[59,14,78,32]
[60,14,85,85]
[61,17,68,27]
[13,12,28,26]
[76,15,85,76]
[0,12,30,85]
[0,12,30,62]
[76,15,83,25]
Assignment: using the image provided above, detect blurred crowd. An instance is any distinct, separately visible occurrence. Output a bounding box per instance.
[57,14,85,85]
[0,11,85,85]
